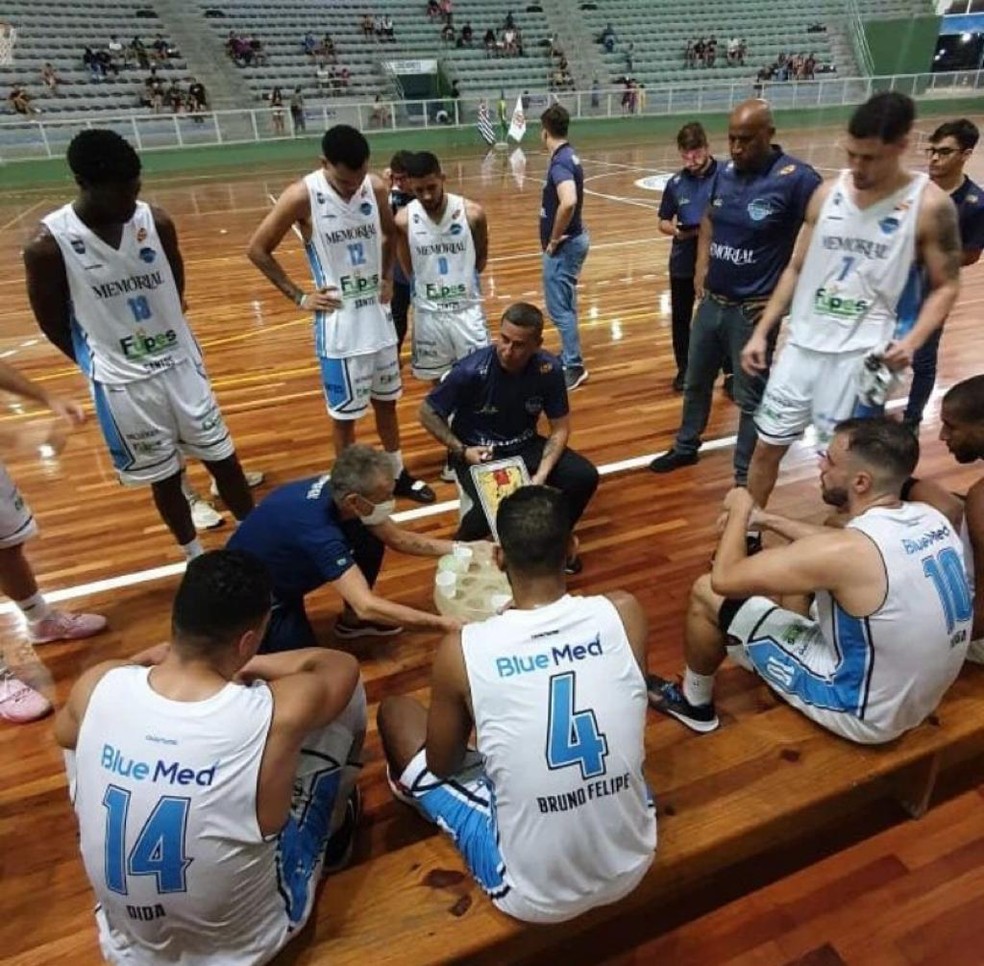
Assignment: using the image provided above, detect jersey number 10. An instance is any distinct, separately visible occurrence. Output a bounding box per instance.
[922,546,972,634]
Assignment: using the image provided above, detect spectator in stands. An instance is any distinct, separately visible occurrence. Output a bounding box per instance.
[483,28,497,56]
[338,65,351,89]
[144,70,164,111]
[315,59,332,93]
[599,22,616,54]
[461,22,473,45]
[95,48,119,78]
[269,87,285,134]
[381,15,395,40]
[441,20,455,44]
[504,9,515,28]
[441,0,454,21]
[248,35,268,65]
[107,35,127,67]
[319,33,337,61]
[40,63,59,93]
[502,26,519,56]
[166,80,184,113]
[130,36,150,69]
[625,41,634,73]
[427,0,441,19]
[705,36,717,68]
[8,85,39,115]
[187,78,207,121]
[152,34,170,62]
[290,87,306,134]
[302,32,317,56]
[370,94,388,126]
[83,46,104,81]
[451,79,460,99]
[373,14,385,38]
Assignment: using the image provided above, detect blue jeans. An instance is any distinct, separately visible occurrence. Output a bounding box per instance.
[542,231,590,369]
[903,327,943,426]
[673,295,775,485]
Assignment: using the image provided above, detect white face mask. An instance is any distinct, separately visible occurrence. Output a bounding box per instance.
[359,497,396,526]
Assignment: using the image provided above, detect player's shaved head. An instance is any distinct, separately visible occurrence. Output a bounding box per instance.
[943,375,984,422]
[728,99,775,172]
[497,486,571,578]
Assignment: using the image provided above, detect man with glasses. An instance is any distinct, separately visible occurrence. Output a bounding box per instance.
[738,93,960,516]
[902,119,984,431]
[658,122,719,392]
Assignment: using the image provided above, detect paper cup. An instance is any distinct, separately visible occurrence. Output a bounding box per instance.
[436,571,457,598]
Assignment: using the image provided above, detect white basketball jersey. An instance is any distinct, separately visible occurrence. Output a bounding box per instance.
[302,170,396,358]
[815,502,971,741]
[72,666,292,965]
[463,594,656,920]
[406,194,486,325]
[42,202,202,385]
[788,170,928,353]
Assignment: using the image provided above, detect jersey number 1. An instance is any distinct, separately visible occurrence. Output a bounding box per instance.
[545,672,609,780]
[102,785,192,895]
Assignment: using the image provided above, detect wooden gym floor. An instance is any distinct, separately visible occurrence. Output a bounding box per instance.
[2,123,984,963]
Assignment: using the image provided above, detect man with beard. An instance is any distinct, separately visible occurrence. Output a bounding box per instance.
[649,416,970,744]
[395,151,489,382]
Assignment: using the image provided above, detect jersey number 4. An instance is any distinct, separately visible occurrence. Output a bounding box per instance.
[102,785,192,895]
[545,672,609,780]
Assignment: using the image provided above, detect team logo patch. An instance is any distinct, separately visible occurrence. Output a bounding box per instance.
[316,192,326,205]
[878,216,900,235]
[779,164,797,175]
[359,202,373,216]
[449,222,463,235]
[136,227,147,242]
[138,247,157,263]
[540,363,552,374]
[70,238,85,254]
[968,194,979,204]
[746,198,774,221]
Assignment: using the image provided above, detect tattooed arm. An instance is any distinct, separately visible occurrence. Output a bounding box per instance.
[883,185,961,369]
[530,413,570,486]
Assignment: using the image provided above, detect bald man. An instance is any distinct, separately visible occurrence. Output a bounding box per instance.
[650,100,821,498]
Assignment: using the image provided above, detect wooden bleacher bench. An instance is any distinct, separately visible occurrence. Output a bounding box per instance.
[294,663,984,965]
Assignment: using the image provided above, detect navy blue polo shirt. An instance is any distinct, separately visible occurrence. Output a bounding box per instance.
[658,157,719,279]
[426,344,569,453]
[227,475,356,600]
[705,148,821,300]
[540,142,585,249]
[953,175,984,254]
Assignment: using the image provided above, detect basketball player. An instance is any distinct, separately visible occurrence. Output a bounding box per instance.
[56,550,366,964]
[378,486,656,922]
[384,150,414,355]
[246,125,435,504]
[742,93,961,511]
[23,130,255,562]
[396,151,489,382]
[903,375,984,663]
[650,417,970,744]
[0,360,106,723]
[903,119,984,430]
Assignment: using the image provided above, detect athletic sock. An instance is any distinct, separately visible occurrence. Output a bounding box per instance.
[180,538,204,561]
[16,591,52,626]
[387,449,405,479]
[682,666,715,707]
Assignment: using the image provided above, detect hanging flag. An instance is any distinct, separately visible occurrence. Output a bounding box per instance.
[476,100,496,146]
[507,94,526,142]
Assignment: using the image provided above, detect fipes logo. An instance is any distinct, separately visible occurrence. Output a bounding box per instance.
[424,281,468,302]
[813,287,869,319]
[340,273,380,299]
[119,328,178,359]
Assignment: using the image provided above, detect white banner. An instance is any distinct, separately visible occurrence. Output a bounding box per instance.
[384,59,438,74]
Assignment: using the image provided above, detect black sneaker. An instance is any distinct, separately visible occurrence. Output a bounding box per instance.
[647,674,719,733]
[564,555,583,576]
[394,468,436,504]
[323,785,362,875]
[564,366,589,392]
[649,449,699,473]
[672,372,685,393]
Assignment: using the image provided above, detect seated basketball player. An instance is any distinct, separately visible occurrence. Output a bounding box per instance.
[55,550,365,965]
[903,375,984,664]
[378,486,656,923]
[419,302,599,574]
[650,416,971,744]
[227,444,465,652]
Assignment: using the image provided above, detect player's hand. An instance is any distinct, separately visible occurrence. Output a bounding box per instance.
[530,470,548,486]
[721,486,756,520]
[441,615,465,632]
[880,339,914,370]
[740,334,769,375]
[544,235,568,256]
[379,276,393,305]
[694,274,707,302]
[463,445,494,465]
[301,287,342,312]
[45,394,85,427]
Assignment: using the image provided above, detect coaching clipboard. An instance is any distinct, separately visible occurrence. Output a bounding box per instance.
[469,456,531,541]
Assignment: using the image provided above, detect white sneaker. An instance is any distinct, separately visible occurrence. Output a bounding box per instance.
[190,497,224,531]
[210,469,264,499]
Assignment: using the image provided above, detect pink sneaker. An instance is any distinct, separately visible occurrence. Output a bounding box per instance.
[27,609,108,645]
[0,666,52,723]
